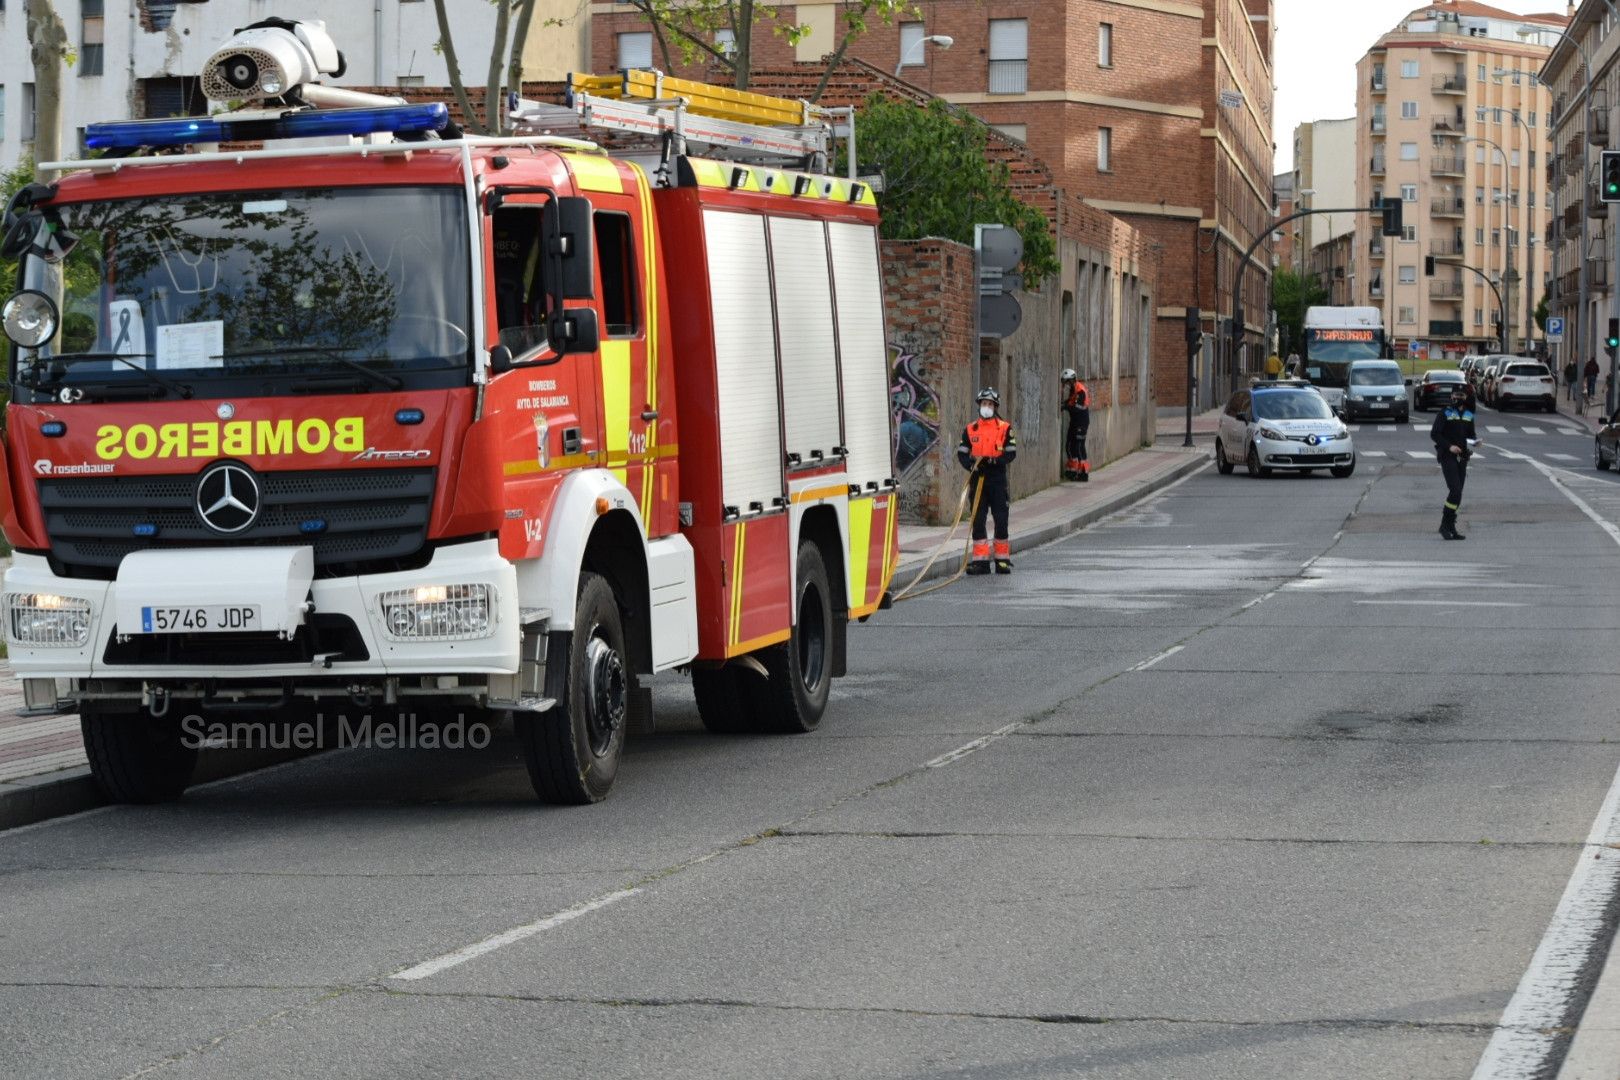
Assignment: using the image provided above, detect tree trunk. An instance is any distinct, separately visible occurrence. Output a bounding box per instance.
[25,0,69,177]
[432,0,489,135]
[506,0,537,106]
[733,0,754,90]
[485,0,514,135]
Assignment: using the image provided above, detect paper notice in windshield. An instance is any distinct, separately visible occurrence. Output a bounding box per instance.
[155,321,224,371]
[107,300,145,357]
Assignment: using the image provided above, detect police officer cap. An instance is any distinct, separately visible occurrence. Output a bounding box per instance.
[976,387,1000,403]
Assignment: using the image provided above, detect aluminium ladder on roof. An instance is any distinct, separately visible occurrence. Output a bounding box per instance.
[512,69,835,170]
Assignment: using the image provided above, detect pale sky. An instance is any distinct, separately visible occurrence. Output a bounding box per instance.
[1271,0,1566,174]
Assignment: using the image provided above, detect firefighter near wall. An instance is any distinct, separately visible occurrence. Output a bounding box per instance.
[957,389,1018,576]
[0,19,899,806]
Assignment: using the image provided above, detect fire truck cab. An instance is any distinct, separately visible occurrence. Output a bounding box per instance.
[0,20,897,806]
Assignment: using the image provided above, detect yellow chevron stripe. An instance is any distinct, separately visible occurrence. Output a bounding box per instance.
[729,523,747,648]
[601,339,632,490]
[566,153,623,193]
[502,444,679,476]
[846,497,872,607]
[629,161,659,525]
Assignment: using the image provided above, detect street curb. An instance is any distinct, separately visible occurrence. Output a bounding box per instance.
[891,450,1211,593]
[0,741,326,832]
[1557,922,1620,1079]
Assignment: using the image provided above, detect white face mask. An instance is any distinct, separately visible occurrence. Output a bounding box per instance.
[979,405,995,419]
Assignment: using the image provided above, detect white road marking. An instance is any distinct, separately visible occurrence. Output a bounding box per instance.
[390,887,644,981]
[925,721,1024,769]
[1487,425,1509,433]
[1348,425,1362,432]
[1129,644,1185,671]
[1378,425,1396,432]
[1354,599,1527,607]
[1522,426,1545,435]
[1361,450,1388,457]
[1470,462,1620,1079]
[1405,450,1431,459]
[1545,453,1579,462]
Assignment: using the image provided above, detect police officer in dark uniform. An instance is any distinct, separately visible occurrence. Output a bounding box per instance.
[1430,384,1477,541]
[958,388,1018,574]
[1061,368,1090,481]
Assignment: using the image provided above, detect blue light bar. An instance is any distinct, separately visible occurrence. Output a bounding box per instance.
[84,103,450,152]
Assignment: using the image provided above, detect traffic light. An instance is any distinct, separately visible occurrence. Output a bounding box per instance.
[1424,255,1436,277]
[1607,317,1619,356]
[1379,196,1403,237]
[1603,150,1620,203]
[1184,308,1201,349]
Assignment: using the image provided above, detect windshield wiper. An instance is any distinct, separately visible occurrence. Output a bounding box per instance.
[220,346,404,391]
[27,352,194,400]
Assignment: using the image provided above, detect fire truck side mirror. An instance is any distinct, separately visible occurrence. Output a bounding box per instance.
[488,344,515,374]
[549,306,600,356]
[547,197,596,302]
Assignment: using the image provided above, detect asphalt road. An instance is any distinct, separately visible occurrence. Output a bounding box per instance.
[4,413,1620,1080]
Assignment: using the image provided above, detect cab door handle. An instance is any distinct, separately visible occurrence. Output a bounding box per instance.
[641,409,659,422]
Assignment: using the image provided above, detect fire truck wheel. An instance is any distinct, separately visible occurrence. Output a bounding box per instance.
[693,666,754,734]
[753,542,833,733]
[519,572,628,804]
[80,705,198,804]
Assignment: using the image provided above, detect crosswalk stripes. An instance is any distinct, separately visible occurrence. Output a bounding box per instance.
[1361,450,1388,457]
[1378,425,1396,432]
[1487,426,1508,433]
[1546,453,1579,461]
[1405,450,1431,459]
[1522,426,1545,435]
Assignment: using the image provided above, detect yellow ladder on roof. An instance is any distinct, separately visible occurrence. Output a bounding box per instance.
[568,70,813,129]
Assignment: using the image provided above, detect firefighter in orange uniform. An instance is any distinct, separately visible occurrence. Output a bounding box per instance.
[1061,367,1090,481]
[959,388,1018,575]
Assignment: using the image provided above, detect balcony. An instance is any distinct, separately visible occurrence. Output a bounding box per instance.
[1430,320,1465,336]
[1371,73,1387,92]
[1433,73,1467,94]
[1432,114,1464,136]
[1371,116,1387,134]
[987,59,1028,95]
[1592,96,1611,146]
[1593,259,1612,288]
[1430,239,1465,259]
[1590,186,1609,217]
[1370,279,1384,297]
[1431,197,1466,217]
[1429,279,1465,299]
[1431,156,1467,176]
[1368,238,1386,258]
[1370,157,1387,176]
[1565,201,1583,228]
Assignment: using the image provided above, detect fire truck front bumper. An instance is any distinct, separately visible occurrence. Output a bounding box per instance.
[1,539,522,687]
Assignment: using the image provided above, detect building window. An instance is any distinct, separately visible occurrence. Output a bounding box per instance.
[1477,63,1486,81]
[1098,22,1113,68]
[1529,111,1537,127]
[897,22,923,66]
[1401,184,1418,201]
[1399,265,1417,284]
[714,28,736,58]
[21,83,35,142]
[617,31,653,70]
[988,19,1028,94]
[1511,149,1520,167]
[1097,126,1111,172]
[1402,225,1416,241]
[396,75,424,87]
[1474,308,1484,326]
[1492,228,1501,246]
[1475,186,1484,203]
[1401,100,1418,119]
[1400,141,1418,160]
[80,0,105,77]
[1399,306,1416,324]
[1475,146,1486,163]
[992,123,1028,142]
[1510,190,1519,207]
[1401,60,1419,78]
[1475,228,1484,244]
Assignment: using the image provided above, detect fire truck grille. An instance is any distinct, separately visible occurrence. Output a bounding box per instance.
[37,468,437,580]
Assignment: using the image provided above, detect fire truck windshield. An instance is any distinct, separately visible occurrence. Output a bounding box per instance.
[12,185,471,402]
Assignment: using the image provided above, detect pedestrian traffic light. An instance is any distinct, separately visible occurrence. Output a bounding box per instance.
[1378,196,1403,237]
[1424,255,1435,277]
[1603,150,1620,203]
[1184,307,1201,349]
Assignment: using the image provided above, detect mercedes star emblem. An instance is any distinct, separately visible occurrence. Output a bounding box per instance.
[195,462,261,534]
[217,402,236,420]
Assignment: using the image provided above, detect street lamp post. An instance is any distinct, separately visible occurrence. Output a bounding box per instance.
[895,34,953,78]
[1460,134,1512,353]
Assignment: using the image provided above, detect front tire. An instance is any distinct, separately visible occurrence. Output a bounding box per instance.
[1331,457,1357,478]
[518,572,629,804]
[1597,439,1612,471]
[1215,439,1235,474]
[81,706,198,804]
[1246,444,1270,477]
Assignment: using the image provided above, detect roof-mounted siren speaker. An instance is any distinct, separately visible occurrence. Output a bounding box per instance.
[201,17,346,106]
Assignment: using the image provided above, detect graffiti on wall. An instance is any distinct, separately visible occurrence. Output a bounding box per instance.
[890,342,940,476]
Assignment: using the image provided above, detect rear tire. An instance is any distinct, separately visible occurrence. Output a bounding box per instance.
[518,572,629,804]
[751,543,833,734]
[81,706,198,804]
[694,666,754,734]
[1215,439,1235,474]
[1597,439,1612,471]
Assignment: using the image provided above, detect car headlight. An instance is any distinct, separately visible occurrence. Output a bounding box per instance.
[1257,427,1286,441]
[379,583,495,641]
[1337,426,1350,438]
[4,592,92,646]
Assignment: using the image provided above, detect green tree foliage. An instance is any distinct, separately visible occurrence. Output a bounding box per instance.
[1534,290,1549,332]
[845,96,1058,285]
[1271,267,1328,358]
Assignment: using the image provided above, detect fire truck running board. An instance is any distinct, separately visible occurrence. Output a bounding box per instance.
[507,696,557,714]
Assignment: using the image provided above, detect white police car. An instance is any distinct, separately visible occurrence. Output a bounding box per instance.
[1215,381,1357,478]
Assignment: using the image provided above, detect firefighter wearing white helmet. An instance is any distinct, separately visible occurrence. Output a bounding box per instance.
[1060,367,1090,481]
[957,388,1018,575]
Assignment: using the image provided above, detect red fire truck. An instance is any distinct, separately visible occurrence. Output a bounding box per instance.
[0,20,897,805]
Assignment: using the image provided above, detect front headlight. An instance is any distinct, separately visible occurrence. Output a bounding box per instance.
[4,592,91,646]
[1257,427,1286,441]
[379,583,495,641]
[1,290,60,349]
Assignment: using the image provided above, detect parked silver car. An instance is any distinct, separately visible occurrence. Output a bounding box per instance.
[1216,382,1357,478]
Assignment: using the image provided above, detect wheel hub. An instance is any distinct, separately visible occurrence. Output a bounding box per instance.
[583,635,626,756]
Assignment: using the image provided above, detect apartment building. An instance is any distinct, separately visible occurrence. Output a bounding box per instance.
[1274,170,1295,274]
[592,0,1275,410]
[1351,0,1566,360]
[1292,118,1358,256]
[1541,0,1619,376]
[0,0,589,173]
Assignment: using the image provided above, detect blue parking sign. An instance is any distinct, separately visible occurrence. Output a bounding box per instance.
[1547,316,1565,343]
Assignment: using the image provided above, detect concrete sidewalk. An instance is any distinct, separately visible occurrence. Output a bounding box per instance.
[0,444,1209,831]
